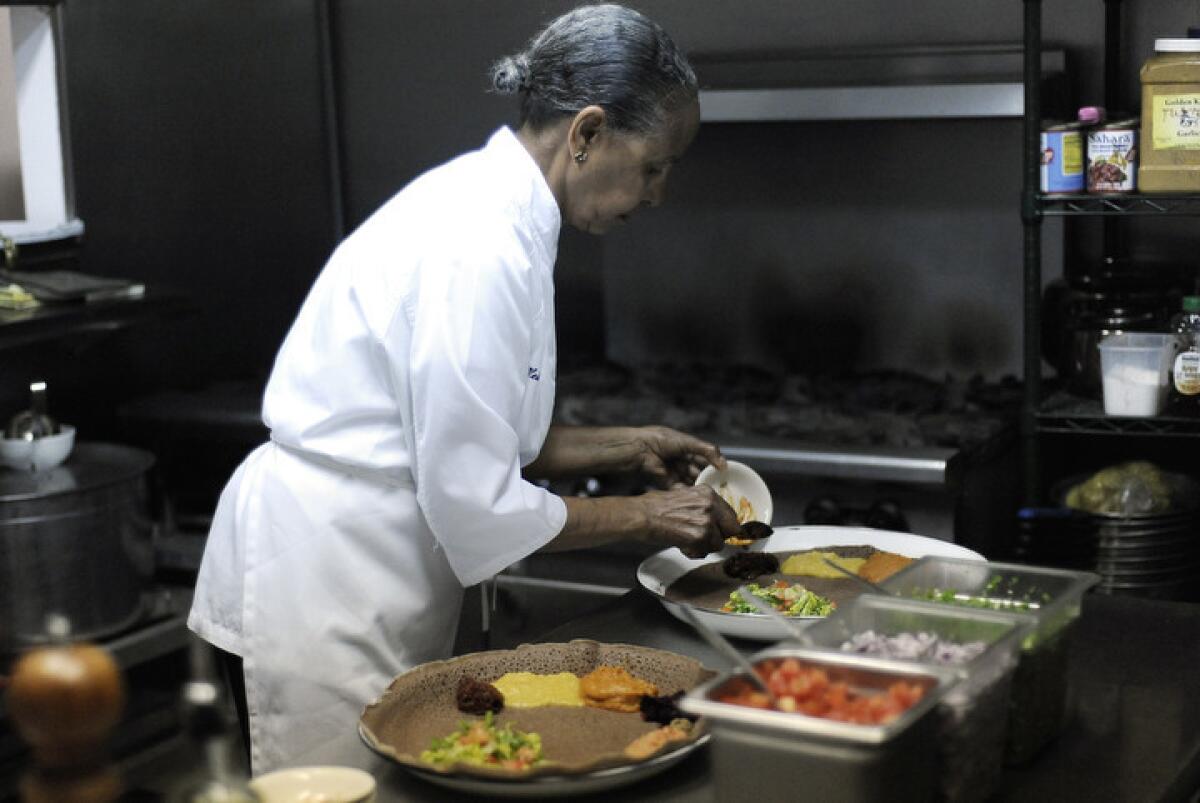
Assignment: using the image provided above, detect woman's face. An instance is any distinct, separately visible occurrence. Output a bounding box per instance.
[564,98,700,235]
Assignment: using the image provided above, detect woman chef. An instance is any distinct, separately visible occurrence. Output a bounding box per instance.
[188,3,741,773]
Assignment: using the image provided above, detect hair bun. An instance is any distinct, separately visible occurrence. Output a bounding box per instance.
[490,54,531,94]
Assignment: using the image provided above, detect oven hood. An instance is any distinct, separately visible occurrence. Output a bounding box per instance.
[693,43,1066,122]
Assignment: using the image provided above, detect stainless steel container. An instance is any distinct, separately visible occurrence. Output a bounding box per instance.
[681,646,956,803]
[801,596,1028,803]
[0,443,156,650]
[880,556,1099,765]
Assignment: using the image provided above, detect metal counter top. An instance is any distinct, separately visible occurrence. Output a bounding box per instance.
[369,588,1200,802]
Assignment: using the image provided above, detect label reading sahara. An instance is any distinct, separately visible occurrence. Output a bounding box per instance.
[1087,128,1138,192]
[1175,350,1200,395]
[1152,94,1200,150]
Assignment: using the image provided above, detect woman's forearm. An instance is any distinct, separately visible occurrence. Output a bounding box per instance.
[540,495,647,552]
[523,425,644,479]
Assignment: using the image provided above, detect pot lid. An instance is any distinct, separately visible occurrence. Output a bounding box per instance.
[0,443,155,502]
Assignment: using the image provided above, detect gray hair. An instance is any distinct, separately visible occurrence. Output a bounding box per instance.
[490,4,698,135]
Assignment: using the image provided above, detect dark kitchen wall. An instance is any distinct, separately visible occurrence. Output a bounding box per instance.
[60,0,336,397]
[331,0,1197,380]
[54,1,1200,409]
[331,1,611,361]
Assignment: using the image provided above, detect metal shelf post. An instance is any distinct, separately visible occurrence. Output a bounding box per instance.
[1021,0,1044,505]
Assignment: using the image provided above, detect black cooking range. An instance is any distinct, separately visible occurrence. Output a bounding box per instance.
[550,361,1022,554]
[556,362,1019,449]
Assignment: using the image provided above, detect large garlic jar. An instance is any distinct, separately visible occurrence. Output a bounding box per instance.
[1139,34,1200,192]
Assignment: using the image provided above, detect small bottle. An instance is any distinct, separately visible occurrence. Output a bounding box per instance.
[173,643,260,802]
[1169,295,1200,414]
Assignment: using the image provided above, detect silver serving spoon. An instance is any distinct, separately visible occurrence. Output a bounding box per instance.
[735,584,811,644]
[821,556,890,595]
[675,605,779,707]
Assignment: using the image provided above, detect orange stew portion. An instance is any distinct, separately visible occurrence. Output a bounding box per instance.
[715,658,925,725]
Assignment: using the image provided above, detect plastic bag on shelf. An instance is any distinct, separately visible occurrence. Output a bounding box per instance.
[1064,461,1176,516]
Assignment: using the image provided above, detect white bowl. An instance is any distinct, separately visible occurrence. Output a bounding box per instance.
[695,458,773,525]
[0,424,75,473]
[250,766,376,803]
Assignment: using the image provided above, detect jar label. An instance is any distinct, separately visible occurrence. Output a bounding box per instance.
[1175,350,1200,395]
[1087,129,1137,192]
[1061,135,1083,174]
[1151,94,1200,150]
[1040,129,1084,192]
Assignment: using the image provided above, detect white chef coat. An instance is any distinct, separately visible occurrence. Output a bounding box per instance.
[188,127,569,774]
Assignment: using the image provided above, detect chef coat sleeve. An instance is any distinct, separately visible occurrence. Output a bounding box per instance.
[384,235,567,588]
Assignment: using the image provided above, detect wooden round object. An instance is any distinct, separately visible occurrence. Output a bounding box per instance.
[6,640,125,802]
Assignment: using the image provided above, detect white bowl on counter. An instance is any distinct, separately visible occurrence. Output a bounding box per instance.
[0,424,75,472]
[250,765,376,803]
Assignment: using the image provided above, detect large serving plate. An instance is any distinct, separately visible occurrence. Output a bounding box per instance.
[384,731,707,798]
[637,525,985,641]
[359,640,712,798]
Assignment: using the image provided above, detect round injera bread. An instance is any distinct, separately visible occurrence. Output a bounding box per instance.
[358,640,714,779]
[665,544,884,613]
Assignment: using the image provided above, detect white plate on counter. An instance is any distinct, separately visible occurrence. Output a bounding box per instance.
[637,525,985,641]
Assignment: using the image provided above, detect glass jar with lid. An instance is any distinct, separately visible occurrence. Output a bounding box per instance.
[1139,33,1200,192]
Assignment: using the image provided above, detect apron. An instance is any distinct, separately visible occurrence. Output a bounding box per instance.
[191,336,557,775]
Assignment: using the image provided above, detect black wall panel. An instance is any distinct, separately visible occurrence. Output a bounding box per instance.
[62,0,335,393]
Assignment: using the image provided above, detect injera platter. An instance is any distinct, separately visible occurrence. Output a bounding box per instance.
[359,640,713,786]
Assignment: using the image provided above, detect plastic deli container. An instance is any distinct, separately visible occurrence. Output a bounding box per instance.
[880,557,1099,765]
[801,596,1029,803]
[1098,332,1177,417]
[681,646,957,803]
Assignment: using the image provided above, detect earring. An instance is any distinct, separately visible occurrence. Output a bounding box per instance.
[573,150,588,164]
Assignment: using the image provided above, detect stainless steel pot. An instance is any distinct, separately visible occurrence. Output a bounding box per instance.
[1044,472,1200,602]
[0,443,156,650]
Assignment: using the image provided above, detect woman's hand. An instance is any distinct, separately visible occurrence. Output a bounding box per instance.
[523,425,725,484]
[547,485,741,558]
[632,425,726,489]
[634,484,742,558]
